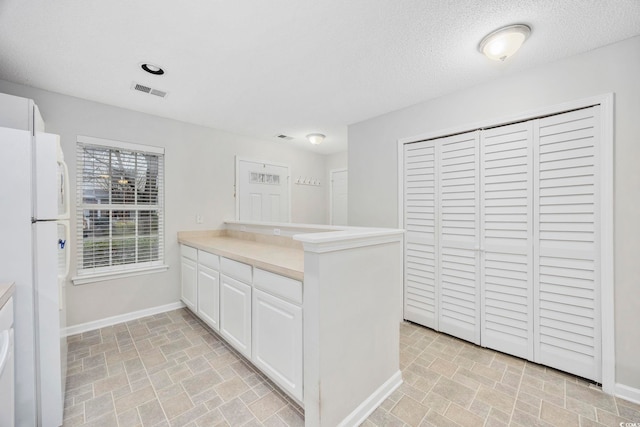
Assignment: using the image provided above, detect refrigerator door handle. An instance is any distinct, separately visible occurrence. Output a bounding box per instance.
[58,158,70,220]
[57,220,71,280]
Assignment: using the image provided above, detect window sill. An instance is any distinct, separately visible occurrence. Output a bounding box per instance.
[71,264,170,285]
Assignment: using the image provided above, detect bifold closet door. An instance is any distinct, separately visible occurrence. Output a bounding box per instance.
[403,140,438,329]
[534,106,601,382]
[438,131,481,344]
[480,122,534,360]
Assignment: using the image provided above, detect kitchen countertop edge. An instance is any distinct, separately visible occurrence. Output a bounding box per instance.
[0,283,15,310]
[178,235,304,282]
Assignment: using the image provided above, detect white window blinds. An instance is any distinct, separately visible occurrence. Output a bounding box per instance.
[76,135,165,278]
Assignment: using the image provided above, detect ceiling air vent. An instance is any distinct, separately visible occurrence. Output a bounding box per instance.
[275,134,293,141]
[131,82,168,98]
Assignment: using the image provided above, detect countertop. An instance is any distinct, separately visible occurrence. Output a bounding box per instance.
[178,234,304,281]
[0,282,15,310]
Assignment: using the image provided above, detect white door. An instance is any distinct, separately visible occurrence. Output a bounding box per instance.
[330,169,348,225]
[480,121,534,360]
[252,289,303,402]
[403,141,438,329]
[534,106,601,382]
[237,159,290,222]
[220,274,252,358]
[437,131,481,344]
[197,265,220,331]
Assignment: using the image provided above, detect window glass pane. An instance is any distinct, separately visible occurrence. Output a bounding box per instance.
[137,153,160,205]
[77,139,163,276]
[81,147,111,205]
[82,209,111,269]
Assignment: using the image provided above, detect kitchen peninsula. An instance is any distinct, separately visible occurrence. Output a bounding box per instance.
[178,222,404,427]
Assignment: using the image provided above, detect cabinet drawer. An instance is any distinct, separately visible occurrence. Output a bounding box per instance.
[253,268,302,305]
[198,250,220,271]
[221,257,252,283]
[181,245,197,261]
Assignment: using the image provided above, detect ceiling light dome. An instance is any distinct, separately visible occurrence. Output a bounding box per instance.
[306,133,325,145]
[479,24,531,61]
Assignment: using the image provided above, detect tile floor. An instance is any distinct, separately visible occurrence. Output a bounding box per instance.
[63,309,640,426]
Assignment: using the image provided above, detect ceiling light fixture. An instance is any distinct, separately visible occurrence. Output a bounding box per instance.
[479,24,531,61]
[141,63,165,75]
[306,133,325,145]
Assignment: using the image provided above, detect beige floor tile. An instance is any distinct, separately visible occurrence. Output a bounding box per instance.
[431,376,476,408]
[390,395,429,426]
[182,369,223,397]
[540,400,580,427]
[114,385,156,414]
[444,402,485,427]
[219,397,257,425]
[84,393,114,421]
[138,398,168,426]
[422,410,462,427]
[429,357,459,378]
[64,312,629,427]
[475,384,516,414]
[161,391,195,420]
[248,391,287,422]
[215,376,251,402]
[566,382,618,414]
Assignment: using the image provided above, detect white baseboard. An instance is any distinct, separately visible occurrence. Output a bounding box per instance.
[63,301,186,337]
[338,370,403,427]
[615,383,640,405]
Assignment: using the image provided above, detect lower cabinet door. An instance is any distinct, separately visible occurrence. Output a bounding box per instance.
[220,274,252,358]
[197,265,220,331]
[252,289,303,402]
[181,256,197,312]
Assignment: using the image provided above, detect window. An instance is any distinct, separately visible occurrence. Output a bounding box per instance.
[73,135,166,284]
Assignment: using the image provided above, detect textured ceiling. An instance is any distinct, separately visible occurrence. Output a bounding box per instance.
[0,0,639,154]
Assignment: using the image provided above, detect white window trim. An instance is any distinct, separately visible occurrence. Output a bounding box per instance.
[72,135,167,285]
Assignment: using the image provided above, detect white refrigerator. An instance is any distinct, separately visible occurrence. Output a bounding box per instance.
[0,93,69,427]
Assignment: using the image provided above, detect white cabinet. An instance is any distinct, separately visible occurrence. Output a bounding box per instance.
[252,269,303,402]
[179,246,305,400]
[180,246,198,312]
[220,274,252,358]
[197,264,220,331]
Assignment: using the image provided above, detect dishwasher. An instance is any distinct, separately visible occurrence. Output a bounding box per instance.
[0,296,14,427]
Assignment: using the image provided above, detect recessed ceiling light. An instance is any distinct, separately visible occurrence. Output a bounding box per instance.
[479,24,531,61]
[141,63,165,75]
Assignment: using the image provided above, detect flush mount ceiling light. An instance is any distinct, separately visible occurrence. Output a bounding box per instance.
[140,63,165,75]
[479,24,531,61]
[306,133,325,145]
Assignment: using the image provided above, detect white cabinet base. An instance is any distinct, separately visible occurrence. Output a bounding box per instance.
[219,274,252,359]
[252,288,303,402]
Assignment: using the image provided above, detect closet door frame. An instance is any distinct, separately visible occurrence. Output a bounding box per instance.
[397,93,614,393]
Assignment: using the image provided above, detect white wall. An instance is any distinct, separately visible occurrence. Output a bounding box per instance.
[0,79,328,326]
[348,36,640,390]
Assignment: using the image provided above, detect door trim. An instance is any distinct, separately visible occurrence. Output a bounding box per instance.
[329,168,348,225]
[235,156,292,222]
[397,93,614,393]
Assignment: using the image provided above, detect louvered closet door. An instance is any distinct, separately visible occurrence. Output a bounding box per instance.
[480,122,534,360]
[438,131,481,344]
[403,140,438,328]
[534,106,601,382]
